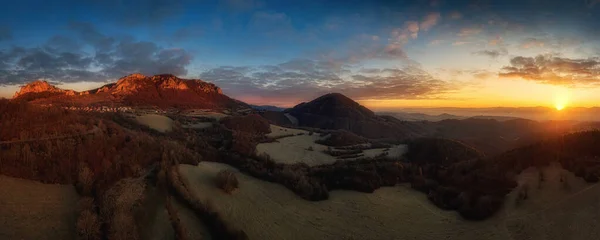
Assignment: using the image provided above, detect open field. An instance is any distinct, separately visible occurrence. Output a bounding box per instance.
[136,114,174,132]
[171,196,213,239]
[266,125,308,138]
[0,175,78,240]
[179,162,505,240]
[258,125,407,166]
[179,162,600,240]
[182,110,229,120]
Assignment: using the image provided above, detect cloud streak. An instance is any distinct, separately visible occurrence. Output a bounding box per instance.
[499,54,600,85]
[200,59,452,105]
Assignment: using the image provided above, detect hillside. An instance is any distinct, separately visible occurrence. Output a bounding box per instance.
[286,93,426,139]
[13,73,248,110]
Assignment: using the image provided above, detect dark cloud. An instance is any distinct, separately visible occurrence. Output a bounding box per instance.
[44,36,83,53]
[473,49,508,58]
[99,40,192,78]
[200,58,451,104]
[0,26,11,41]
[0,23,193,85]
[499,54,600,85]
[69,22,115,53]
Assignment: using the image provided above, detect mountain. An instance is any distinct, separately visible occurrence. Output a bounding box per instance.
[12,80,83,101]
[286,93,427,139]
[384,111,464,121]
[13,73,248,110]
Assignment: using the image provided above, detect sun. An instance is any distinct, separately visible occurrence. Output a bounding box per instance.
[554,95,568,111]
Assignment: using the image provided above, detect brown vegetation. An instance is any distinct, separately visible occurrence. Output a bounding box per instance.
[215,170,239,194]
[221,114,271,135]
[166,163,248,240]
[99,178,146,240]
[314,130,368,147]
[166,196,190,240]
[76,197,101,240]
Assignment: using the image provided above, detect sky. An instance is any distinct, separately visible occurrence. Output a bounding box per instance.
[1,0,600,109]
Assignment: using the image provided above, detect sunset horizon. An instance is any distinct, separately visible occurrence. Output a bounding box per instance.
[2,0,600,109]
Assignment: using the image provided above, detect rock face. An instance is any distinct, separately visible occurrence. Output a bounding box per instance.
[13,81,67,99]
[109,73,236,108]
[287,93,423,139]
[13,73,246,110]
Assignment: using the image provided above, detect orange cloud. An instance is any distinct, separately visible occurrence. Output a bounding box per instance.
[457,27,482,37]
[420,12,441,31]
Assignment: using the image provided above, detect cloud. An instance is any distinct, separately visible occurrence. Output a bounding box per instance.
[390,21,420,46]
[199,58,452,104]
[420,12,441,31]
[0,26,11,41]
[584,0,600,8]
[473,49,508,58]
[488,36,504,46]
[452,41,471,46]
[449,11,463,19]
[0,23,193,85]
[69,22,115,53]
[429,39,443,45]
[499,54,600,85]
[520,38,546,49]
[457,27,482,37]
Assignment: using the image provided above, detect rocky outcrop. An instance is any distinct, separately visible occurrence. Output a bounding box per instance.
[13,81,66,98]
[12,73,245,110]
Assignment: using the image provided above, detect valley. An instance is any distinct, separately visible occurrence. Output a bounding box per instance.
[2,74,600,240]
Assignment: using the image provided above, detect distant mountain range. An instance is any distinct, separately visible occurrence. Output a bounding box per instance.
[249,105,286,112]
[394,107,600,122]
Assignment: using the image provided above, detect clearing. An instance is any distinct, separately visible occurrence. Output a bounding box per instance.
[182,110,229,121]
[179,162,600,240]
[257,125,406,166]
[135,114,174,133]
[0,175,78,240]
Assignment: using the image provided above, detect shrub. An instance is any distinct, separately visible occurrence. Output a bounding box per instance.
[100,178,146,240]
[77,209,101,240]
[221,114,271,135]
[516,184,528,206]
[314,130,368,147]
[77,163,95,196]
[215,170,239,194]
[76,197,101,240]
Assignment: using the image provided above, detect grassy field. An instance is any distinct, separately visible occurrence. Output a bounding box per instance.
[178,162,600,240]
[0,175,78,240]
[135,114,174,133]
[257,125,407,166]
[179,162,508,240]
[182,110,229,120]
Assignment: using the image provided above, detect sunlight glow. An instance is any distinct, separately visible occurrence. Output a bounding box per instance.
[554,88,570,111]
